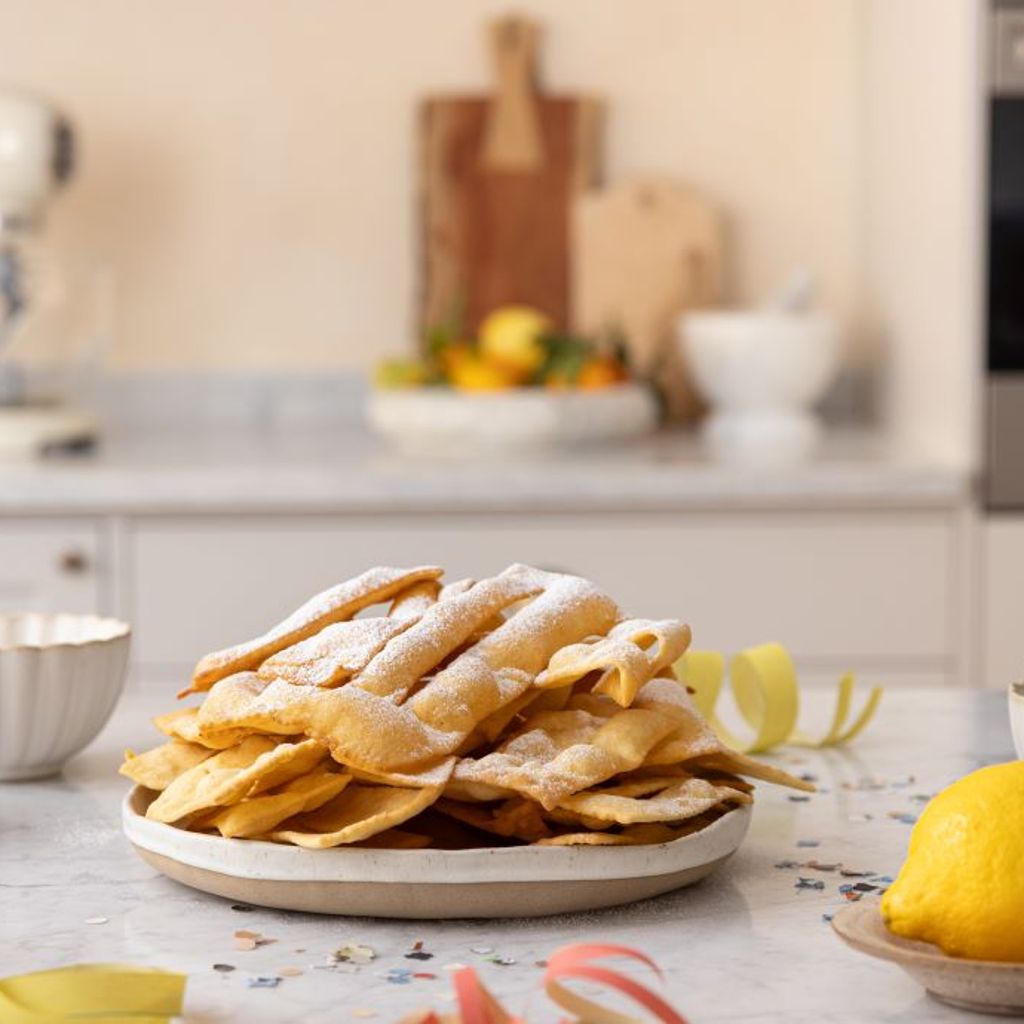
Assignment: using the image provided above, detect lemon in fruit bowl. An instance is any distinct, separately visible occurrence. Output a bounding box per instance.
[478,305,552,381]
[881,761,1024,962]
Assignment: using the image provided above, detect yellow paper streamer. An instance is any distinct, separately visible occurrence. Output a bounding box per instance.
[676,642,882,754]
[0,964,186,1024]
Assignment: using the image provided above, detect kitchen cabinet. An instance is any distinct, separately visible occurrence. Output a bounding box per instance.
[126,510,959,689]
[983,517,1024,687]
[0,519,107,615]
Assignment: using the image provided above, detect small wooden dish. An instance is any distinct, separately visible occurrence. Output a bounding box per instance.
[832,901,1024,1016]
[123,788,750,919]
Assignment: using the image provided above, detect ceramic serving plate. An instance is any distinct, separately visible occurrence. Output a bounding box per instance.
[123,787,750,919]
[833,901,1024,1016]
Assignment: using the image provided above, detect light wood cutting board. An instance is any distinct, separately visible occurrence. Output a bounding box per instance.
[572,178,725,419]
[419,16,602,336]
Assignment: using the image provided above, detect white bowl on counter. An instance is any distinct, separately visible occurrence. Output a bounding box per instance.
[680,311,839,464]
[1009,683,1024,759]
[367,384,658,455]
[0,613,131,781]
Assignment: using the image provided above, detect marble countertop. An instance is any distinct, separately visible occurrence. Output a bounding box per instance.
[1,687,1012,1023]
[0,426,970,514]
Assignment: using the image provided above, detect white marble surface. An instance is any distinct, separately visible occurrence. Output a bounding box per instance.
[1,688,1013,1023]
[0,426,970,514]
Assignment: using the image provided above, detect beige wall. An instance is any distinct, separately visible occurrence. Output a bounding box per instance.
[0,0,862,370]
[862,0,983,467]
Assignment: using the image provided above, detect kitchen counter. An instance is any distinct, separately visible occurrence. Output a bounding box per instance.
[0,687,1012,1023]
[0,426,970,514]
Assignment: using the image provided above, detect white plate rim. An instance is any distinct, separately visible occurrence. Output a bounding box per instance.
[123,788,751,885]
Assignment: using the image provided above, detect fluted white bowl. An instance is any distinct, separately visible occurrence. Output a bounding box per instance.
[0,613,130,781]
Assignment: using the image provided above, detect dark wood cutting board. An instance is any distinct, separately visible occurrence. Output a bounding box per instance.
[419,16,602,336]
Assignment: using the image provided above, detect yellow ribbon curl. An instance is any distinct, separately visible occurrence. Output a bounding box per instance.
[676,642,883,754]
[0,964,185,1024]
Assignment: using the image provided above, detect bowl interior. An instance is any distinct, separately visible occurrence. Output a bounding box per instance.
[0,612,130,650]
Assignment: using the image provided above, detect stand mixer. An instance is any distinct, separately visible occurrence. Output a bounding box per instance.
[0,89,98,456]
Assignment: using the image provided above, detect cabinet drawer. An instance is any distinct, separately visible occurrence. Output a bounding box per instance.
[129,512,953,682]
[0,519,104,614]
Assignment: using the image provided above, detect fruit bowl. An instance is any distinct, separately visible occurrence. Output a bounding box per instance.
[367,384,658,455]
[833,901,1024,1015]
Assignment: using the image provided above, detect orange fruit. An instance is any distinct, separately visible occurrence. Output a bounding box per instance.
[576,357,627,390]
[447,351,518,392]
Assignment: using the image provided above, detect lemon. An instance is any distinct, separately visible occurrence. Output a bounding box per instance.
[881,762,1024,961]
[447,350,518,392]
[478,306,551,379]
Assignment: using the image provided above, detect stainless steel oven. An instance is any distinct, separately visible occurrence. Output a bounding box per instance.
[987,3,1024,506]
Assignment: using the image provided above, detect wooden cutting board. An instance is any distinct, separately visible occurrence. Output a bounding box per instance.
[572,178,725,420]
[419,16,602,336]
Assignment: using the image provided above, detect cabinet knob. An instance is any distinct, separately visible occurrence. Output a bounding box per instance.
[58,549,89,575]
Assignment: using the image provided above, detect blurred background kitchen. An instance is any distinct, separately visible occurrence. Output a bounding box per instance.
[0,0,1013,695]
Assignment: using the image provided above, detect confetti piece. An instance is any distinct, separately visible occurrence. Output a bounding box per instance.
[910,793,934,803]
[800,773,819,783]
[774,859,799,869]
[413,972,437,980]
[405,950,434,961]
[278,966,303,977]
[483,955,517,966]
[332,944,376,964]
[411,940,424,951]
[470,946,494,955]
[246,976,281,989]
[385,968,413,985]
[788,795,811,802]
[535,960,548,968]
[822,913,835,923]
[352,1011,378,1019]
[212,964,235,973]
[796,839,820,848]
[803,861,839,872]
[795,877,825,891]
[234,938,258,951]
[84,916,108,925]
[231,904,255,912]
[888,812,918,825]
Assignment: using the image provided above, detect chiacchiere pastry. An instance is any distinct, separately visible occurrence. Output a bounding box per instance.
[121,564,812,848]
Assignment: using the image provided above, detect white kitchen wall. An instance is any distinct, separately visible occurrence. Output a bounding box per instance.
[0,0,861,371]
[862,0,983,468]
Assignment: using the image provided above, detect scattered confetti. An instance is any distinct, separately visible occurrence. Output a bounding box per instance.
[413,972,437,980]
[838,867,876,878]
[385,968,413,985]
[888,812,918,825]
[246,976,281,989]
[795,877,825,891]
[470,946,494,955]
[788,795,811,802]
[822,912,834,923]
[774,859,799,869]
[230,904,255,912]
[411,940,424,951]
[534,961,548,968]
[796,839,820,848]
[332,944,376,964]
[212,964,235,973]
[405,950,434,961]
[483,954,516,966]
[277,966,303,977]
[839,879,891,902]
[84,916,108,925]
[799,772,818,783]
[910,793,934,804]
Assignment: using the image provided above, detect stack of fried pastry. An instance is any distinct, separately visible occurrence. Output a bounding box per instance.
[121,564,812,848]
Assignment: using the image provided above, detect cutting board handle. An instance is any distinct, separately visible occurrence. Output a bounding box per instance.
[481,14,545,172]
